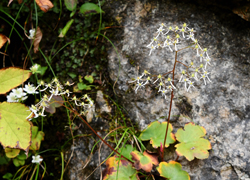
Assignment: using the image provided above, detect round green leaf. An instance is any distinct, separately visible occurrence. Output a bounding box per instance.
[139,121,176,148]
[175,122,211,161]
[103,156,139,180]
[64,0,77,11]
[157,161,190,180]
[0,67,31,94]
[79,2,104,15]
[0,102,32,152]
[4,148,20,158]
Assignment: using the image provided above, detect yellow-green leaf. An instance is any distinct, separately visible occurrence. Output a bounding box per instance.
[29,126,45,151]
[175,122,211,161]
[0,67,31,94]
[0,102,32,152]
[4,148,20,158]
[139,121,176,148]
[157,161,190,180]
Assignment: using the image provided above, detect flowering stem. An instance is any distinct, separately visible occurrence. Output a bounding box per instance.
[162,51,178,161]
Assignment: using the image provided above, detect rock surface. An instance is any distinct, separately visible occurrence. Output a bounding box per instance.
[105,0,250,179]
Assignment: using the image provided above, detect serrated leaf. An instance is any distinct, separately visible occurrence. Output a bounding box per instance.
[79,2,104,15]
[118,145,136,162]
[45,95,63,114]
[103,155,139,180]
[0,67,31,94]
[4,148,20,158]
[84,75,94,83]
[0,34,10,49]
[64,0,77,11]
[157,161,190,180]
[58,19,74,38]
[29,126,45,151]
[0,102,32,152]
[131,150,159,172]
[175,122,211,161]
[139,121,176,148]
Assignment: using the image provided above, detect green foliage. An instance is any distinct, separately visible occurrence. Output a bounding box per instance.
[103,156,139,180]
[13,151,27,167]
[157,161,190,180]
[175,122,211,161]
[2,173,13,180]
[79,2,104,15]
[118,144,136,162]
[0,154,10,165]
[59,19,74,38]
[139,121,176,148]
[0,68,31,94]
[64,0,77,11]
[0,102,32,152]
[84,75,94,83]
[29,126,45,151]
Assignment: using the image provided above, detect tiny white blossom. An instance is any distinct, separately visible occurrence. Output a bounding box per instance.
[29,29,36,39]
[23,83,39,94]
[200,70,211,85]
[12,88,27,98]
[30,64,39,74]
[32,155,43,164]
[7,92,18,102]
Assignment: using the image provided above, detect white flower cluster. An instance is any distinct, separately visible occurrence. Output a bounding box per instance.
[7,83,38,103]
[129,23,212,96]
[32,155,43,164]
[7,64,94,121]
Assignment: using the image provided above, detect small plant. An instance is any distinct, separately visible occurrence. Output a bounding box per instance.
[0,0,212,178]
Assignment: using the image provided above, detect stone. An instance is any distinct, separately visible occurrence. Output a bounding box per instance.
[105,0,250,179]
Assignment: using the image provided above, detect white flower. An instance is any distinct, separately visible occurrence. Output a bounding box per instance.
[148,45,156,56]
[12,88,26,98]
[187,81,195,92]
[200,70,211,85]
[205,58,211,69]
[7,92,18,102]
[29,29,36,39]
[135,82,145,93]
[32,155,43,164]
[24,83,39,94]
[160,89,167,99]
[30,64,39,74]
[27,105,39,120]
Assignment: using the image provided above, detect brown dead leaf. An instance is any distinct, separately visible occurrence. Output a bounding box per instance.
[0,34,10,49]
[33,27,42,53]
[35,0,54,12]
[18,0,22,4]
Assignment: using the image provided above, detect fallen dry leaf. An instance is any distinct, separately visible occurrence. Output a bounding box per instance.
[35,0,54,12]
[0,34,10,49]
[33,27,42,53]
